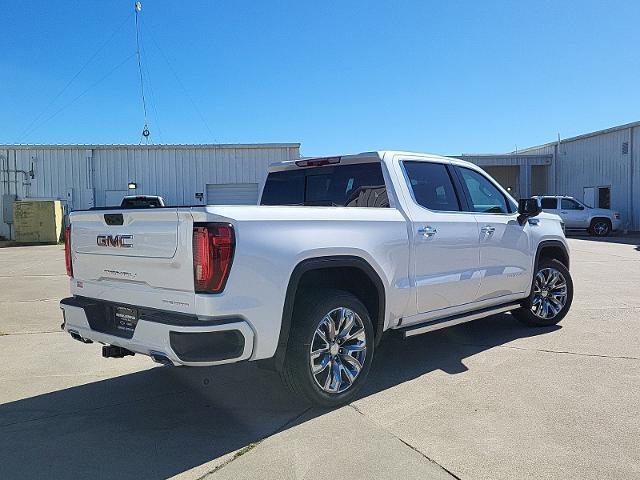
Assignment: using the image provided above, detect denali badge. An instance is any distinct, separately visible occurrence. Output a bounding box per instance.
[97,234,133,248]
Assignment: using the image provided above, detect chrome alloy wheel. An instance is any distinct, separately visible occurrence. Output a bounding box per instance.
[309,307,367,394]
[593,221,609,235]
[531,267,568,319]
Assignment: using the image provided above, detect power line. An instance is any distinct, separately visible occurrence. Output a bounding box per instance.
[16,11,134,143]
[20,53,137,139]
[134,2,150,142]
[145,22,216,141]
[140,36,163,143]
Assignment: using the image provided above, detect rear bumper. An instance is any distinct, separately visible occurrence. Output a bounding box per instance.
[612,218,622,231]
[60,296,254,367]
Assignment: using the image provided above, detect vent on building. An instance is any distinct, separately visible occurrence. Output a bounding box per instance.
[622,142,629,154]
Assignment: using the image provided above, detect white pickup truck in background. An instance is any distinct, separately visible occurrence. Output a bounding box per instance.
[61,151,573,406]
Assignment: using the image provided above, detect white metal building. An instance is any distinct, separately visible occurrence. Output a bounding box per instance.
[452,153,553,201]
[0,143,300,240]
[457,121,639,231]
[515,122,638,231]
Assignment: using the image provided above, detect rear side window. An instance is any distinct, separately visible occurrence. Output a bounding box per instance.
[259,170,305,205]
[457,167,510,214]
[403,161,460,211]
[561,198,582,210]
[541,197,557,209]
[261,163,389,207]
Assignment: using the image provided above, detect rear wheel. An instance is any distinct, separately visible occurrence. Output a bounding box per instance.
[280,289,374,407]
[513,258,573,327]
[589,218,611,237]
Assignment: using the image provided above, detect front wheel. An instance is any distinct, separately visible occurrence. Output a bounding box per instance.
[280,289,374,407]
[513,258,573,327]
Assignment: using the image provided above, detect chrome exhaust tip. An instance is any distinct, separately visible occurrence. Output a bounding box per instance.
[68,329,93,344]
[150,351,174,366]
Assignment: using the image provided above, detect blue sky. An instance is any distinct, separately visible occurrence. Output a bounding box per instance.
[2,1,639,156]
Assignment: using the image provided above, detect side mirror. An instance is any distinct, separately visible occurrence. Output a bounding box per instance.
[517,198,542,225]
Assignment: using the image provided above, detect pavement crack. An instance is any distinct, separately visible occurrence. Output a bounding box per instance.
[500,345,640,360]
[449,342,640,360]
[396,437,463,480]
[349,404,461,479]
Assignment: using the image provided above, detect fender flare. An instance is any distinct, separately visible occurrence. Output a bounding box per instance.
[535,240,570,270]
[272,255,386,370]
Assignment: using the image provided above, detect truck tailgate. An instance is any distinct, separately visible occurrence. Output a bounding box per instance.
[69,209,195,296]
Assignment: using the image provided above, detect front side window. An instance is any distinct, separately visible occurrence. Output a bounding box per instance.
[561,198,582,210]
[541,197,558,209]
[458,167,510,214]
[403,161,460,211]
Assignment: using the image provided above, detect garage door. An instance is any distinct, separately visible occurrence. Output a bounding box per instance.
[206,183,259,205]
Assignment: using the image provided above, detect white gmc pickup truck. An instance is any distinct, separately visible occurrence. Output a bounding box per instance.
[61,151,573,406]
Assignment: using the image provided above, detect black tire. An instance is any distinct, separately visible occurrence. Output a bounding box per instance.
[513,258,573,327]
[589,218,611,237]
[280,289,375,407]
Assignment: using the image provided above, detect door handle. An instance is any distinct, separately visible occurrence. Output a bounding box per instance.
[480,225,496,235]
[417,226,437,237]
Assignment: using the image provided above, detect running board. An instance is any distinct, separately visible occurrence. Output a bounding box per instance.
[399,302,521,338]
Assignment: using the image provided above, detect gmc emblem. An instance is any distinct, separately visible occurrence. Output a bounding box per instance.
[97,234,133,248]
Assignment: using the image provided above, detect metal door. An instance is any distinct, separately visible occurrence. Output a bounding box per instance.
[583,187,595,208]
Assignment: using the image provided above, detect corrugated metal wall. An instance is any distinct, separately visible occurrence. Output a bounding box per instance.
[555,129,631,227]
[519,126,638,230]
[531,166,548,196]
[633,127,640,230]
[482,166,520,197]
[456,154,552,200]
[0,144,299,239]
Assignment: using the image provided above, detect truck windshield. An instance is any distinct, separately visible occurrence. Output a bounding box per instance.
[261,162,389,207]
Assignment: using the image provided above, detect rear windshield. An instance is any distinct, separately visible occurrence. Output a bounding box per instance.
[120,197,163,208]
[261,162,389,207]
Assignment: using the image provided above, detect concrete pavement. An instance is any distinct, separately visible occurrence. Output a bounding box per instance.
[1,237,639,479]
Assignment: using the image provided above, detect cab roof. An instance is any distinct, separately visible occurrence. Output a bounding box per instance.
[269,151,479,172]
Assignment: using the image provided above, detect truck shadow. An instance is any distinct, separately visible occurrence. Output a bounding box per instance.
[0,314,558,479]
[567,232,640,248]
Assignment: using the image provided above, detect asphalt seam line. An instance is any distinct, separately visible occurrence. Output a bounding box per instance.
[0,274,67,278]
[349,404,462,480]
[0,298,62,303]
[0,330,63,336]
[199,406,313,479]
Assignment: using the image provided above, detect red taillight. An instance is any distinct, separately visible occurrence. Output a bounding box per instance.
[64,225,73,277]
[193,224,235,293]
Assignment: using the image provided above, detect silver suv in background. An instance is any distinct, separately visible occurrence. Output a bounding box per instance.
[536,195,621,237]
